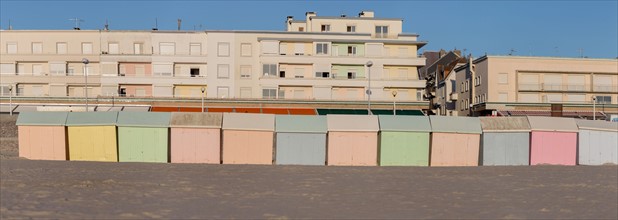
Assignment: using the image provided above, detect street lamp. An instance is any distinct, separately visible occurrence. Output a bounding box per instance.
[366,61,373,115]
[592,96,597,120]
[82,58,89,112]
[201,87,206,112]
[8,85,12,116]
[391,90,398,115]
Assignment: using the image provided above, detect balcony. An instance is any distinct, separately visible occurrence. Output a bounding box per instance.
[519,83,590,92]
[450,92,458,100]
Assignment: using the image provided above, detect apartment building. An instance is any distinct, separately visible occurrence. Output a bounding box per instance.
[0,11,427,104]
[453,56,618,117]
[419,50,467,116]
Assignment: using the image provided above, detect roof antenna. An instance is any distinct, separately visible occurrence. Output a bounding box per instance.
[69,17,84,30]
[177,19,182,31]
[8,19,12,30]
[104,19,109,31]
[508,48,516,56]
[152,18,158,30]
[577,48,584,58]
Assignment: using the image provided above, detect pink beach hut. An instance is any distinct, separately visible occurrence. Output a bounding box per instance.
[326,115,379,166]
[16,112,68,160]
[527,116,578,165]
[170,112,223,164]
[221,113,275,165]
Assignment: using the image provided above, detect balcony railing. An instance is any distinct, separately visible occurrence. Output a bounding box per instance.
[519,83,590,92]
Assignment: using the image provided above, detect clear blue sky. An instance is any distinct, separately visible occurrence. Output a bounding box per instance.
[1,0,617,58]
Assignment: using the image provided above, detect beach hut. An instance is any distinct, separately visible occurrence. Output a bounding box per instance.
[222,113,275,165]
[378,115,431,166]
[429,116,482,167]
[275,115,327,165]
[117,112,171,163]
[170,112,223,164]
[327,115,379,166]
[66,112,118,162]
[575,119,618,165]
[16,112,69,160]
[479,117,531,166]
[527,116,578,165]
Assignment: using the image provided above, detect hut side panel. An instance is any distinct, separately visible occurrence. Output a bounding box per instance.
[171,128,221,164]
[18,126,66,160]
[327,131,378,166]
[578,130,618,165]
[276,133,326,165]
[222,130,273,165]
[118,127,168,163]
[430,133,480,167]
[68,126,117,162]
[380,131,429,166]
[530,131,577,165]
[482,133,530,166]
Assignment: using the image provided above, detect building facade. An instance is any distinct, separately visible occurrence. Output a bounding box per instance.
[0,11,427,104]
[453,56,618,117]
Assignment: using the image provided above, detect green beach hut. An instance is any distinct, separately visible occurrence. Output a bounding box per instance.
[117,112,171,163]
[378,115,432,166]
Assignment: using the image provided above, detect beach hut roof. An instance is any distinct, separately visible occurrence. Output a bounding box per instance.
[222,113,275,131]
[170,112,223,128]
[378,115,431,132]
[429,116,482,134]
[326,115,379,132]
[116,112,171,127]
[526,116,578,132]
[479,117,531,132]
[16,112,68,126]
[65,112,118,126]
[275,115,327,133]
[575,119,618,132]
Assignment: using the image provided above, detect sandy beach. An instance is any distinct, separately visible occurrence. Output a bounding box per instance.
[1,115,617,219]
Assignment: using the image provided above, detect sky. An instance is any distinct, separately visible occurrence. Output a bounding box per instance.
[1,0,617,59]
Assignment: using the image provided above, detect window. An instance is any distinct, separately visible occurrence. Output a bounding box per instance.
[294,68,304,78]
[0,63,15,74]
[56,42,67,54]
[347,72,356,79]
[7,42,17,54]
[134,43,142,55]
[545,94,563,103]
[460,82,464,93]
[567,94,585,103]
[279,70,285,78]
[32,42,42,54]
[32,64,43,75]
[298,27,304,32]
[398,68,407,79]
[82,42,92,54]
[315,72,330,78]
[417,89,424,101]
[240,43,252,57]
[595,96,612,104]
[217,64,229,78]
[316,43,328,55]
[294,43,304,55]
[190,43,201,55]
[153,64,173,76]
[465,80,469,92]
[190,68,200,77]
[262,88,277,99]
[108,43,119,54]
[261,41,279,54]
[217,42,230,57]
[346,25,356,32]
[262,64,277,77]
[240,87,252,98]
[159,42,175,55]
[347,46,357,56]
[240,65,252,79]
[49,63,66,75]
[321,24,330,32]
[217,87,229,98]
[398,47,408,57]
[498,73,508,84]
[279,43,288,55]
[375,26,388,38]
[482,94,486,102]
[498,93,508,102]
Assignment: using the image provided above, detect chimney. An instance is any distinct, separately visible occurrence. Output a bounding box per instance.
[358,11,374,18]
[286,16,293,24]
[305,11,316,21]
[340,14,347,18]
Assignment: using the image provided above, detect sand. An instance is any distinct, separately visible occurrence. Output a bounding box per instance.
[1,115,617,219]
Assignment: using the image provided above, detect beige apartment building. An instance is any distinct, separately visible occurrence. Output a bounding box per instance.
[0,11,428,104]
[453,56,618,118]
